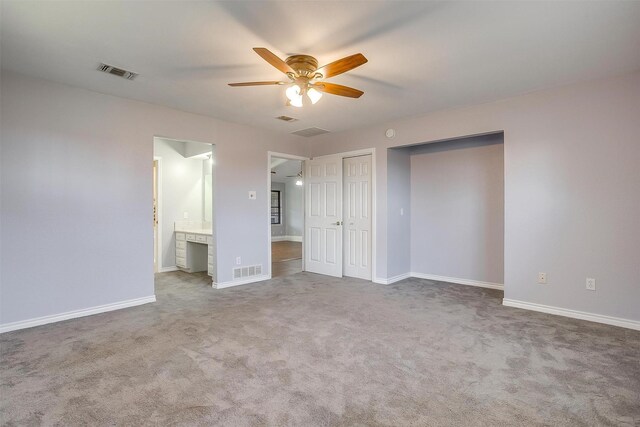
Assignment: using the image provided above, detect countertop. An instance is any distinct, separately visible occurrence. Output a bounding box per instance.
[175,229,212,236]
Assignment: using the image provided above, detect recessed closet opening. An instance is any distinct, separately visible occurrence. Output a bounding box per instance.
[389,132,504,289]
[153,137,216,285]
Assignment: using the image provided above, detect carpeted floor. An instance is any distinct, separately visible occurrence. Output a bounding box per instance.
[1,272,639,426]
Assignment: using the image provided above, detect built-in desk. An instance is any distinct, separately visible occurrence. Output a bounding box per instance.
[175,231,214,276]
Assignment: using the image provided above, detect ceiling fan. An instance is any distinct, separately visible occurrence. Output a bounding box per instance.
[270,170,302,178]
[229,48,368,107]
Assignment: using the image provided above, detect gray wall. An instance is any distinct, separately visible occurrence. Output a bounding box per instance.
[0,71,309,326]
[386,148,412,278]
[285,180,303,238]
[270,182,286,237]
[409,135,504,283]
[309,71,640,323]
[153,138,207,269]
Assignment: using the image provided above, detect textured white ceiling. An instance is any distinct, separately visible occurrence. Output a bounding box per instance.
[271,159,303,183]
[2,1,640,135]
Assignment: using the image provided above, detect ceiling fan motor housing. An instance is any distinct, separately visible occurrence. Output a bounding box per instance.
[285,55,319,77]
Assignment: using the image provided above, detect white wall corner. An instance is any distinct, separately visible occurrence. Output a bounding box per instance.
[373,273,411,285]
[213,274,270,289]
[502,299,640,331]
[0,295,157,334]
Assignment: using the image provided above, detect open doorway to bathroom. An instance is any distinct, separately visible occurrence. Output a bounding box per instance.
[269,155,305,278]
[153,137,216,285]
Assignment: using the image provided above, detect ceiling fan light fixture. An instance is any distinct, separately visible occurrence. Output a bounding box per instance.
[285,84,301,101]
[307,87,322,104]
[286,84,303,107]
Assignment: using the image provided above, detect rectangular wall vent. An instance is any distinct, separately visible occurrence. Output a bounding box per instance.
[233,264,262,280]
[276,115,298,122]
[291,127,330,137]
[97,63,138,80]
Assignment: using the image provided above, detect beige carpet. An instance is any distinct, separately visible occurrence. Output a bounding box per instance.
[1,271,639,426]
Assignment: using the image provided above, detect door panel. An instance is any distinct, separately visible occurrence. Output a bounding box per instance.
[343,155,372,280]
[305,155,343,277]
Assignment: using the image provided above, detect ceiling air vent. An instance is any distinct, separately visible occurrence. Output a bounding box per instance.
[97,63,138,80]
[291,127,330,137]
[276,115,298,122]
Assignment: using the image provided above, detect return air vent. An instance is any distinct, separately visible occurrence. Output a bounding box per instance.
[276,115,298,122]
[291,127,330,137]
[232,264,263,280]
[97,63,138,80]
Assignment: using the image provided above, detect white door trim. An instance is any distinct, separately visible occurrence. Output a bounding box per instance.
[154,156,163,272]
[309,148,376,282]
[267,151,309,279]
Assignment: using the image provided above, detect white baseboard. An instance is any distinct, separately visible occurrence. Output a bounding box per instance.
[373,273,411,285]
[410,273,504,290]
[374,272,503,289]
[0,295,157,334]
[213,274,270,289]
[271,235,303,242]
[503,299,640,331]
[157,266,179,273]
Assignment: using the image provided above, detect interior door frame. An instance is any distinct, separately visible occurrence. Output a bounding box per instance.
[267,151,309,279]
[153,156,163,272]
[308,148,377,281]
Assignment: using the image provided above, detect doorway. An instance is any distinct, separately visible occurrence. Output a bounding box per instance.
[153,137,216,284]
[268,153,307,278]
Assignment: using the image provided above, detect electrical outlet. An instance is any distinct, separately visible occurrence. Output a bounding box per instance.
[586,278,596,291]
[538,272,547,284]
[236,257,241,265]
[183,211,189,219]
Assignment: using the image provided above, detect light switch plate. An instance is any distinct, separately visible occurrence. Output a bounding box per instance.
[248,191,256,200]
[586,278,596,291]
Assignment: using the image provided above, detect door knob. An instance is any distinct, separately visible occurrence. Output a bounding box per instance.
[332,221,343,226]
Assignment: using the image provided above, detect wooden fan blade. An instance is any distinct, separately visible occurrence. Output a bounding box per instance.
[317,53,368,78]
[253,47,295,75]
[313,82,364,98]
[228,81,284,86]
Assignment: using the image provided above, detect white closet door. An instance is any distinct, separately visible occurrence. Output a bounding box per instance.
[305,155,343,277]
[343,155,372,280]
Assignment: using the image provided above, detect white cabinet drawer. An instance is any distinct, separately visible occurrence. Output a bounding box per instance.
[176,233,186,241]
[206,236,213,245]
[176,241,186,250]
[196,234,207,243]
[176,256,186,268]
[186,233,196,242]
[176,248,186,258]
